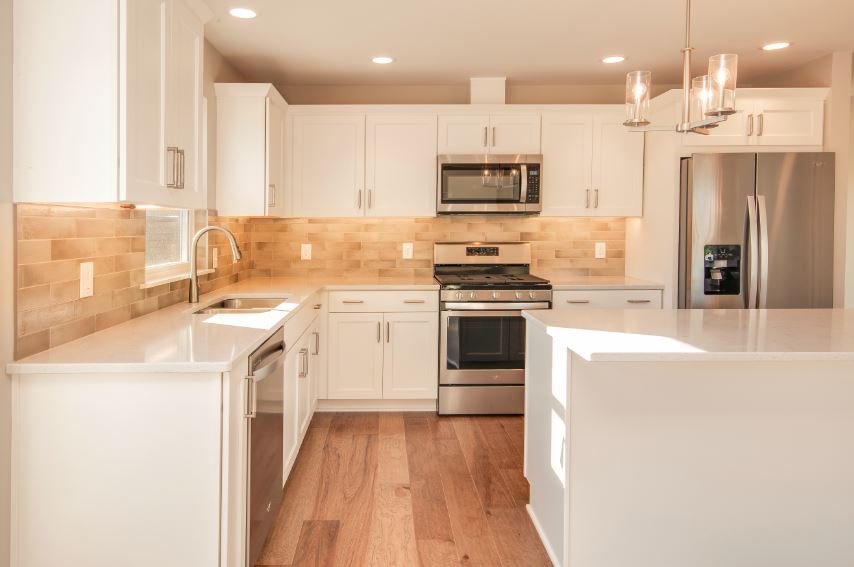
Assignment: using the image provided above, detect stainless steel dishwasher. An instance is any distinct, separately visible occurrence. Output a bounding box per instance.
[246,328,285,567]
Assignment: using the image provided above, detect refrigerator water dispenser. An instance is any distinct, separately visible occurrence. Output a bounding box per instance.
[703,245,740,295]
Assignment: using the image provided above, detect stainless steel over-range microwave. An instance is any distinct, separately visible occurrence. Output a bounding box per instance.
[437,155,542,214]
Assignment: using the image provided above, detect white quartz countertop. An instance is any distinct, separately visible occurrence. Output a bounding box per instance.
[547,275,664,290]
[523,308,854,362]
[7,276,439,375]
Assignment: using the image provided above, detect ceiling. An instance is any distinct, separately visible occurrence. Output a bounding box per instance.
[201,0,854,87]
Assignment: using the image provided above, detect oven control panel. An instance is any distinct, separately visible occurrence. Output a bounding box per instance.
[441,289,552,303]
[465,246,499,257]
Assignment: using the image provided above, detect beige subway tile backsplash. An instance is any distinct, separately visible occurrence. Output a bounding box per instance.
[15,204,625,359]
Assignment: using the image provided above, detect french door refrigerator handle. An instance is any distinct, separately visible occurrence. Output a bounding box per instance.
[757,195,770,308]
[746,195,759,309]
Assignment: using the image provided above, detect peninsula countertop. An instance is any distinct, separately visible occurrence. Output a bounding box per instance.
[523,308,854,362]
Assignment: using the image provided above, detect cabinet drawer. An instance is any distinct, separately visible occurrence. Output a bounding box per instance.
[554,289,662,309]
[329,291,439,313]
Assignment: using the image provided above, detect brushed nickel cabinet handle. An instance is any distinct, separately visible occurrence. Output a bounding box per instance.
[567,299,591,304]
[357,190,363,209]
[342,300,364,304]
[747,114,754,136]
[368,189,373,208]
[627,299,652,304]
[585,189,590,208]
[757,113,764,136]
[312,332,320,355]
[298,347,309,378]
[313,304,322,310]
[483,126,488,147]
[386,321,390,343]
[492,126,496,147]
[403,299,425,304]
[376,321,381,343]
[594,189,599,208]
[267,184,276,207]
[176,149,185,189]
[166,146,178,188]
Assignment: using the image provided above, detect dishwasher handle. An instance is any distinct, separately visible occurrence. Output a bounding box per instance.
[250,342,285,382]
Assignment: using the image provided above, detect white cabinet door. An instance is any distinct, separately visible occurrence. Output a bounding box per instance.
[327,313,384,399]
[489,114,541,154]
[165,0,205,209]
[365,115,438,217]
[754,98,824,146]
[437,114,490,154]
[295,333,313,439]
[292,114,366,217]
[283,343,300,475]
[123,0,167,204]
[540,113,593,216]
[266,98,288,216]
[682,101,753,147]
[591,112,644,216]
[382,312,439,399]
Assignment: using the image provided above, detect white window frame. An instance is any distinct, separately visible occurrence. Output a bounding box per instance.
[143,209,196,289]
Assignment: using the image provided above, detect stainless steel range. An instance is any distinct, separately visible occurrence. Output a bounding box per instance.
[434,242,552,415]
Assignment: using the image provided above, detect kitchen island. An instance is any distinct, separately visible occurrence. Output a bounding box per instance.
[523,308,854,567]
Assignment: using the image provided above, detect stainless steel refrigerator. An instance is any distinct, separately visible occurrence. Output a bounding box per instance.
[678,153,835,309]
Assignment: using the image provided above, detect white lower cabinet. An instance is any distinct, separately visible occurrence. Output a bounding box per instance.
[382,312,439,399]
[554,288,663,309]
[328,310,439,400]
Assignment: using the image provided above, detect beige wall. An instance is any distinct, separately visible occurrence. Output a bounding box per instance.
[203,40,246,210]
[1,0,13,561]
[752,54,834,88]
[276,83,681,105]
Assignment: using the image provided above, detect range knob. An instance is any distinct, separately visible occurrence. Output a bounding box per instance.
[492,291,500,300]
[515,291,523,300]
[469,291,478,300]
[529,291,536,300]
[456,291,463,300]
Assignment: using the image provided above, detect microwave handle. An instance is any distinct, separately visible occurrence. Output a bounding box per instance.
[520,164,528,204]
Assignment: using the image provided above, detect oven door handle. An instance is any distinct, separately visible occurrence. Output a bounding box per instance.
[443,305,550,316]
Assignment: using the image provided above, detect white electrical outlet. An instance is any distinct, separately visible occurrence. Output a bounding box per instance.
[301,243,312,260]
[402,242,414,260]
[211,247,219,269]
[595,242,607,259]
[79,261,94,298]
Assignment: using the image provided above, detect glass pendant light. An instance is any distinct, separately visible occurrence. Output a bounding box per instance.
[706,54,738,116]
[623,70,651,127]
[691,75,714,122]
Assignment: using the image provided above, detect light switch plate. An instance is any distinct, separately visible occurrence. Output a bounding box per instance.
[595,242,607,259]
[301,243,312,260]
[211,247,219,269]
[79,261,94,298]
[402,242,413,260]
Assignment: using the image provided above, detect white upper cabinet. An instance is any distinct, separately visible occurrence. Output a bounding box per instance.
[215,84,289,216]
[438,113,541,154]
[291,114,366,217]
[540,113,593,216]
[591,111,645,216]
[13,0,210,207]
[437,114,491,154]
[489,114,542,154]
[541,109,643,217]
[365,115,438,217]
[683,91,825,147]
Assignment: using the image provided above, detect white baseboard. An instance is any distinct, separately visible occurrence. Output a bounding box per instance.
[527,503,561,567]
[315,398,437,412]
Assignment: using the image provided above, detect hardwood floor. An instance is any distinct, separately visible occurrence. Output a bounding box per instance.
[257,412,551,567]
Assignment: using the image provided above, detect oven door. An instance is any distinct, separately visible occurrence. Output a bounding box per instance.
[438,158,528,213]
[441,310,529,385]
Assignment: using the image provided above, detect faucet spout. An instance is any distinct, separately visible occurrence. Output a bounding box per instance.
[188,226,243,303]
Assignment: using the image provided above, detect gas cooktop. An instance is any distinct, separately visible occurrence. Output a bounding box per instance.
[433,273,551,289]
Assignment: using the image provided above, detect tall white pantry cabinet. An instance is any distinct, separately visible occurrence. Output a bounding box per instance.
[13,0,210,208]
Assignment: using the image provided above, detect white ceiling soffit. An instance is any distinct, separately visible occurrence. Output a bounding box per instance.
[202,0,854,86]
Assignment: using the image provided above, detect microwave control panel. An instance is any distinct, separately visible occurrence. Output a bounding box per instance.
[525,165,541,203]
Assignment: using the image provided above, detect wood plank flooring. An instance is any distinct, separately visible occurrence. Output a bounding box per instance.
[257,412,551,567]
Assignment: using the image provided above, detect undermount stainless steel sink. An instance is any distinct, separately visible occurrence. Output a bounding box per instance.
[193,297,288,315]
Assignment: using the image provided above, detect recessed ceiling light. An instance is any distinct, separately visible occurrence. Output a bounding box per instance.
[602,56,626,64]
[762,42,790,51]
[229,7,257,19]
[372,56,395,65]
